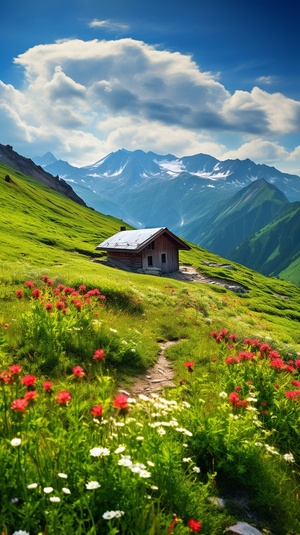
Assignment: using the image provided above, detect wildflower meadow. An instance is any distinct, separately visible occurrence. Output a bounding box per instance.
[0,277,300,534]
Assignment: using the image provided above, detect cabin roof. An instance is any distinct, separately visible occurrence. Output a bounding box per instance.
[96,227,190,253]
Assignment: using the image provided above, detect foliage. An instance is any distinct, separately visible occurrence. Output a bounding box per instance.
[1,162,300,534]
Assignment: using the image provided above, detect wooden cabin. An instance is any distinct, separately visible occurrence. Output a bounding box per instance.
[96,227,190,275]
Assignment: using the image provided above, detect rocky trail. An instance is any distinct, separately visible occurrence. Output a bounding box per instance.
[121,338,271,535]
[126,340,177,397]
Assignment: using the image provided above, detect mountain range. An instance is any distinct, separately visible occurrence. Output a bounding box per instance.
[0,143,299,286]
[33,148,300,285]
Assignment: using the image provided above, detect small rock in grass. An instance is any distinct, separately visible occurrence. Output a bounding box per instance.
[226,521,263,535]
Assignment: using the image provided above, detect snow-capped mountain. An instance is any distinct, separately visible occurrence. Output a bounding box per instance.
[34,148,300,237]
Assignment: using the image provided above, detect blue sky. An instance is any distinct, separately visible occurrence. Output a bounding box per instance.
[1,0,300,174]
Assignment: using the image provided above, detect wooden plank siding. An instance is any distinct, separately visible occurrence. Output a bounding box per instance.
[141,234,179,273]
[107,251,143,271]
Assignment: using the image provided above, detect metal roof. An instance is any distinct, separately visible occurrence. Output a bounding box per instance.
[96,227,190,252]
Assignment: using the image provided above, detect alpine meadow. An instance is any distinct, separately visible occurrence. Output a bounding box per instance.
[0,159,300,535]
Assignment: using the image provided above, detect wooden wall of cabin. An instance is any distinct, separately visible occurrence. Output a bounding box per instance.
[107,251,143,271]
[141,234,179,273]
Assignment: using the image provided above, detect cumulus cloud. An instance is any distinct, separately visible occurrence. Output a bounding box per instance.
[0,37,299,170]
[223,139,289,164]
[222,87,300,135]
[222,139,300,176]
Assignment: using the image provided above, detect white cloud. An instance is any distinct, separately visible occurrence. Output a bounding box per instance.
[222,87,300,135]
[255,75,277,85]
[222,139,300,176]
[88,19,129,32]
[222,139,289,164]
[0,37,299,172]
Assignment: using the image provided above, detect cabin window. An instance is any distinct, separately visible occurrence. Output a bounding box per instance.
[148,242,155,250]
[147,256,153,266]
[161,253,166,263]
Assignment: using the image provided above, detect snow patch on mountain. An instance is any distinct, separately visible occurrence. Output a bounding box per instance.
[102,164,127,177]
[157,159,184,176]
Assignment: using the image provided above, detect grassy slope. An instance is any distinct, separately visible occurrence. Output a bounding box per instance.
[231,202,300,285]
[1,160,300,359]
[1,162,300,535]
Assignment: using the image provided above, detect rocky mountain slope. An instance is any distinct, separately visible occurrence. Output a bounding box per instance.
[0,144,86,207]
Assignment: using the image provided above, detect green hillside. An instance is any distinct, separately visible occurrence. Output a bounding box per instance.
[188,179,288,258]
[231,201,300,286]
[1,162,300,535]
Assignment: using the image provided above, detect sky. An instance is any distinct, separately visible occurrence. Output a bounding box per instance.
[1,0,300,174]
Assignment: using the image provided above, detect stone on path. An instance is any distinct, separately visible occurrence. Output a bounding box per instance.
[226,521,263,535]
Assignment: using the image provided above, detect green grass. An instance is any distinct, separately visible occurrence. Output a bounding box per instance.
[1,163,300,534]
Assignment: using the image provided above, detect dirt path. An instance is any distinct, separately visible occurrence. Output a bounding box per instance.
[164,265,248,293]
[126,341,177,396]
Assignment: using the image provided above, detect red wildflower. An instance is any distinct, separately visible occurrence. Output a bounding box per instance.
[229,391,239,407]
[259,343,271,353]
[219,329,228,337]
[21,374,37,387]
[25,280,35,288]
[73,365,85,377]
[90,404,103,417]
[167,514,179,534]
[239,351,254,360]
[72,299,84,309]
[11,398,28,412]
[234,385,242,391]
[56,390,72,404]
[93,349,106,360]
[43,381,53,391]
[184,361,195,372]
[285,365,295,373]
[0,370,13,384]
[291,380,300,388]
[63,286,75,294]
[16,290,24,299]
[113,394,129,410]
[24,390,38,401]
[237,399,249,408]
[32,289,42,299]
[79,285,86,292]
[268,350,281,360]
[250,339,261,348]
[45,303,53,311]
[229,333,237,341]
[285,390,300,400]
[55,284,65,292]
[269,358,285,370]
[210,331,218,338]
[87,288,101,296]
[10,364,22,374]
[188,518,202,532]
[55,301,66,310]
[46,279,54,286]
[295,360,300,368]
